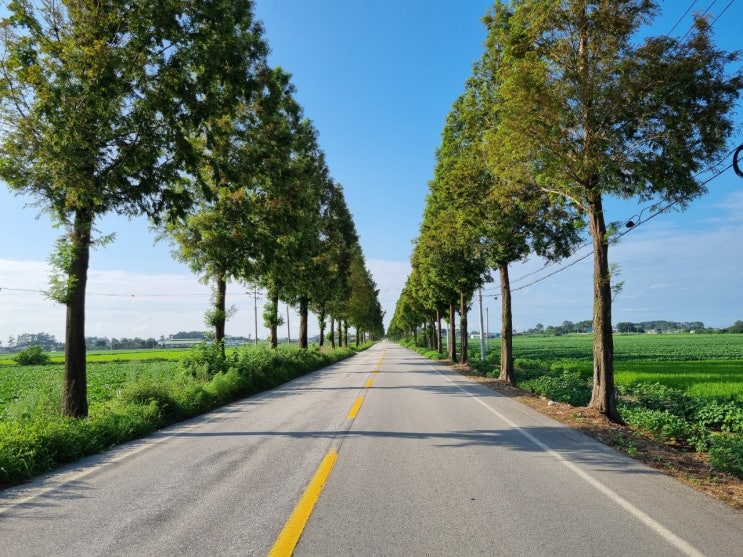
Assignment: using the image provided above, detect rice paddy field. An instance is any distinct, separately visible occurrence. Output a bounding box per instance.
[487,333,743,400]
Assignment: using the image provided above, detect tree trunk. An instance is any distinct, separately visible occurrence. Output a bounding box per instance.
[318,308,326,347]
[214,274,226,344]
[355,327,360,347]
[298,296,309,349]
[459,289,468,365]
[269,289,279,349]
[498,264,515,383]
[448,301,457,362]
[436,309,443,354]
[63,208,92,418]
[343,321,349,348]
[587,195,622,423]
[329,316,335,349]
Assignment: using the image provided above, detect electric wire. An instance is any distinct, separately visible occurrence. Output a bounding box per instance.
[488,145,741,296]
[668,0,699,35]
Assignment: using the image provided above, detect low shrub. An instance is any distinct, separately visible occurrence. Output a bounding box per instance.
[519,371,591,407]
[13,345,51,366]
[707,433,743,478]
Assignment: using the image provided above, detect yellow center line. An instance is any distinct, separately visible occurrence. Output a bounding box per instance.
[347,396,364,419]
[268,449,338,557]
[364,377,375,388]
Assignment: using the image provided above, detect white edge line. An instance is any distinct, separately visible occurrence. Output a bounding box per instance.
[435,367,707,557]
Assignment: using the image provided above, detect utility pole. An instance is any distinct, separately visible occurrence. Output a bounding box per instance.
[286,305,291,343]
[249,287,261,345]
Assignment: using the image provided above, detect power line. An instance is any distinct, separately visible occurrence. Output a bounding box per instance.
[492,146,741,295]
[668,0,699,35]
[709,0,737,27]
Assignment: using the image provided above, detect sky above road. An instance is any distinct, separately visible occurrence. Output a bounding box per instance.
[1,1,743,344]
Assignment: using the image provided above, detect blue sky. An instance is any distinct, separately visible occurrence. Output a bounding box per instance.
[1,1,742,344]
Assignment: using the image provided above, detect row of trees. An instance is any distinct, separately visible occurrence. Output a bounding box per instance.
[389,1,741,422]
[0,0,383,418]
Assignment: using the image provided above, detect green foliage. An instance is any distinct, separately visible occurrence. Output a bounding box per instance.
[13,345,52,366]
[520,371,591,407]
[707,434,743,478]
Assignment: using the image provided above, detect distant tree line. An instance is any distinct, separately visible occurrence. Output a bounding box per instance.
[521,320,743,335]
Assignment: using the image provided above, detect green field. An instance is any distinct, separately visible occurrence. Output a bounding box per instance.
[483,333,743,400]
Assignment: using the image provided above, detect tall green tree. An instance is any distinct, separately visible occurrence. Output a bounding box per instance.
[489,0,742,420]
[0,0,268,417]
[163,67,298,346]
[441,17,584,383]
[310,180,359,347]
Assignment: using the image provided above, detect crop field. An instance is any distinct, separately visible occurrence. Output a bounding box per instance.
[0,357,183,418]
[485,333,743,400]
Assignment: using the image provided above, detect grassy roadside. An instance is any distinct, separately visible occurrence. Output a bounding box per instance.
[0,342,372,487]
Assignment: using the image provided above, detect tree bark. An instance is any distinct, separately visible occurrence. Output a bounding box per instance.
[63,208,92,418]
[436,309,443,354]
[329,316,335,349]
[459,289,468,365]
[269,289,279,349]
[498,264,515,383]
[317,308,326,347]
[448,302,457,362]
[587,195,622,423]
[298,296,309,349]
[214,275,226,344]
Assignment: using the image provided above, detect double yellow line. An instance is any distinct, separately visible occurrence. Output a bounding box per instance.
[269,350,386,556]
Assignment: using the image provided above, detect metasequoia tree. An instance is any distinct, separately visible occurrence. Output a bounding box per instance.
[310,180,359,347]
[0,0,268,417]
[438,16,583,383]
[489,0,742,421]
[164,68,294,347]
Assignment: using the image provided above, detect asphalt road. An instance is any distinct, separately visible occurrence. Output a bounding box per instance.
[2,342,742,556]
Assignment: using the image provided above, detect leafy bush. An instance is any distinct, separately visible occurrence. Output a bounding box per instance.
[707,433,743,478]
[519,371,591,406]
[619,406,707,449]
[619,382,701,420]
[13,345,51,366]
[694,400,743,433]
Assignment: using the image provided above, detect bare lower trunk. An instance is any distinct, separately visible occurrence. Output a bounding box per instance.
[63,208,92,418]
[498,264,515,383]
[459,290,468,365]
[587,196,622,423]
[436,309,442,354]
[214,275,226,344]
[318,309,326,347]
[269,289,279,349]
[448,301,457,363]
[329,316,335,349]
[299,296,309,349]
